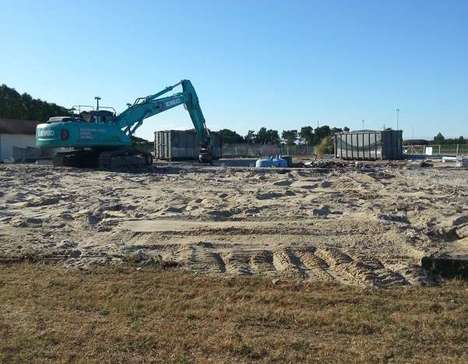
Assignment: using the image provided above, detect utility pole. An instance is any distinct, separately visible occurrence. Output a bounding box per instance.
[362,120,365,130]
[396,108,400,130]
[95,96,101,111]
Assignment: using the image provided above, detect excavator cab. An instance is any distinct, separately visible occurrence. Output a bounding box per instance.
[80,110,116,124]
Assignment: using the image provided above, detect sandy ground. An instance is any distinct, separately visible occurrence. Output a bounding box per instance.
[0,162,467,287]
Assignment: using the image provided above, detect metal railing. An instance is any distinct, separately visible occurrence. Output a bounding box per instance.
[404,144,468,156]
[279,144,314,156]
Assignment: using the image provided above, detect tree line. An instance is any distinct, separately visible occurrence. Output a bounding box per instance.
[219,125,349,145]
[0,84,70,121]
[220,128,466,146]
[433,132,465,145]
[2,83,465,145]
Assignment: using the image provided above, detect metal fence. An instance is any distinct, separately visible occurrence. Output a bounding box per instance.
[222,144,280,158]
[222,143,315,157]
[404,144,468,156]
[221,143,468,159]
[279,144,314,156]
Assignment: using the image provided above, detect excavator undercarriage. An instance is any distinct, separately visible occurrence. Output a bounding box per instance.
[52,148,153,169]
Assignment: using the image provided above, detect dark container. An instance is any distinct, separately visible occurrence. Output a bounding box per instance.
[154,130,222,160]
[334,130,403,160]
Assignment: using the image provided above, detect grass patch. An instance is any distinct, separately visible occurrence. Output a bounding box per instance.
[0,264,467,363]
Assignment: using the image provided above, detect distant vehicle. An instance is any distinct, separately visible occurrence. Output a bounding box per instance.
[36,80,212,168]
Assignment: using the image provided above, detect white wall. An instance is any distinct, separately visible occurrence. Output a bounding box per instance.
[0,134,36,162]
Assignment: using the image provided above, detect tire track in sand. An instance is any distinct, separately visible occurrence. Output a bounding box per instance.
[223,251,253,275]
[177,242,226,273]
[315,247,408,287]
[272,248,307,278]
[250,250,276,275]
[295,247,334,282]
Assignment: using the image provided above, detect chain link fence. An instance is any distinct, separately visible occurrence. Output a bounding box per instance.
[222,144,315,158]
[404,144,468,156]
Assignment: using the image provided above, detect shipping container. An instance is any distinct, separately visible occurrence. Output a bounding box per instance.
[154,130,222,160]
[334,130,402,160]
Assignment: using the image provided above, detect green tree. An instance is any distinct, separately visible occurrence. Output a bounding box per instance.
[331,127,343,134]
[282,130,297,145]
[218,129,244,144]
[255,127,268,143]
[314,125,331,144]
[266,129,280,144]
[255,127,280,144]
[244,130,256,144]
[0,84,71,121]
[299,126,314,145]
[434,132,445,144]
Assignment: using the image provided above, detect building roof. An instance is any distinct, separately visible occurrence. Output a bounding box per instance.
[0,118,39,135]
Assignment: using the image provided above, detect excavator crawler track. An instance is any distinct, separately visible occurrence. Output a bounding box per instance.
[53,149,153,170]
[98,149,153,170]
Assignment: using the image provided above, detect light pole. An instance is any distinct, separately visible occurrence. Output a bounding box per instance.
[396,108,400,130]
[362,120,365,130]
[95,96,101,111]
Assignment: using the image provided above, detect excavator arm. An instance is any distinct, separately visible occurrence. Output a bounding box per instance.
[180,80,210,147]
[115,80,211,151]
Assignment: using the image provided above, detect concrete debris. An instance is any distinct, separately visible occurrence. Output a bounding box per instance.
[377,212,409,224]
[452,215,468,226]
[312,205,331,217]
[57,240,78,249]
[272,179,293,186]
[456,225,468,239]
[130,249,151,264]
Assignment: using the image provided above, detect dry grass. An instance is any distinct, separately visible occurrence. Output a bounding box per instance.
[0,264,467,363]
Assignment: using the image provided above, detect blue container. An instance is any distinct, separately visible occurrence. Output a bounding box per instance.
[256,155,288,168]
[272,156,288,168]
[255,158,273,168]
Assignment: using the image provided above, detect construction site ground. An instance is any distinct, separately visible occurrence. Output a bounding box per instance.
[1,160,467,288]
[1,264,466,363]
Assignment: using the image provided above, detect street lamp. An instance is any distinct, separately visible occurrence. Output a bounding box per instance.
[396,108,400,130]
[95,96,101,111]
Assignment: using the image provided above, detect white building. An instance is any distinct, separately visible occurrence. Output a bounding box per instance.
[0,118,38,162]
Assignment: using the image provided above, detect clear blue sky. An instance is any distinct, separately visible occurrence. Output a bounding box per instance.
[1,0,467,140]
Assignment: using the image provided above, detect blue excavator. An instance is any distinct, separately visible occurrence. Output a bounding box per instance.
[36,80,212,168]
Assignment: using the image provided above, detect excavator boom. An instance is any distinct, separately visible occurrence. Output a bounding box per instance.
[114,80,210,147]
